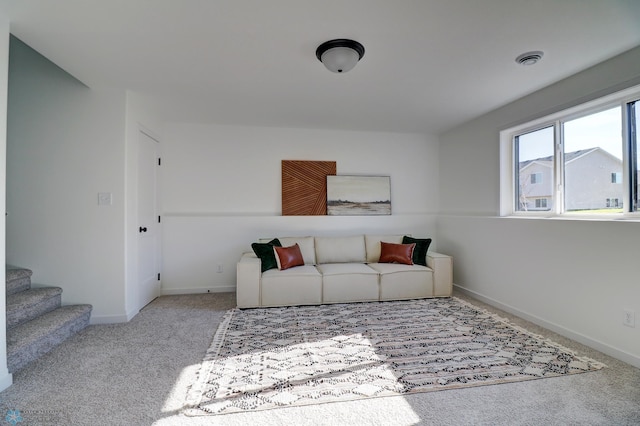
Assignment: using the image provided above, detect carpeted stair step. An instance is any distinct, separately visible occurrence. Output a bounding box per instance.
[7,304,92,373]
[6,267,33,295]
[6,287,63,329]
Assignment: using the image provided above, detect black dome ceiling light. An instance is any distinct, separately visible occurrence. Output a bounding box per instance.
[316,39,365,73]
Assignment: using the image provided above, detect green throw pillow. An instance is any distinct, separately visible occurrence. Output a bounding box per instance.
[251,238,282,272]
[402,236,432,266]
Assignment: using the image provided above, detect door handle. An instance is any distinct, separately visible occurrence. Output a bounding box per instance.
[139,226,148,233]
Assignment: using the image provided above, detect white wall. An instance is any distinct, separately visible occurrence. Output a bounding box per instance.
[0,17,12,392]
[161,124,440,293]
[438,46,640,367]
[6,37,128,323]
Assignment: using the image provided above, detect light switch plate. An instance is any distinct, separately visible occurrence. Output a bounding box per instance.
[98,192,112,206]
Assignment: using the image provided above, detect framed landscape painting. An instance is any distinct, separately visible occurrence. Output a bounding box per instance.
[326,175,391,215]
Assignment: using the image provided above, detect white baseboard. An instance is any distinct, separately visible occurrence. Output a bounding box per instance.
[161,286,236,295]
[89,289,235,324]
[89,313,130,325]
[126,307,140,322]
[454,284,640,369]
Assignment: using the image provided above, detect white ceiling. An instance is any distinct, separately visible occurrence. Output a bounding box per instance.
[1,0,640,134]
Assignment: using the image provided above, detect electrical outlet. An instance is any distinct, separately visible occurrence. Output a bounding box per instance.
[623,309,635,328]
[217,264,223,273]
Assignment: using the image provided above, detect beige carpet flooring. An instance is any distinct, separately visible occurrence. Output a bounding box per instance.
[0,291,638,425]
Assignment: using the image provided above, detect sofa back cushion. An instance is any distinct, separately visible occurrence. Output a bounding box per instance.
[315,235,366,264]
[260,236,316,264]
[365,234,405,263]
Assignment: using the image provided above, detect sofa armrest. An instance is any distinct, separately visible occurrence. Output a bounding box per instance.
[426,252,453,297]
[236,252,261,308]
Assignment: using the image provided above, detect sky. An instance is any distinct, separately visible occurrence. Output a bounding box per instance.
[326,176,391,202]
[518,106,622,161]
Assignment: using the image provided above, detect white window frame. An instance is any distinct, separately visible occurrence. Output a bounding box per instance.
[500,84,640,219]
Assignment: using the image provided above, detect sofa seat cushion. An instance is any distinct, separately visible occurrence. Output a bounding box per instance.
[316,263,378,277]
[261,265,322,307]
[316,263,379,303]
[367,263,433,301]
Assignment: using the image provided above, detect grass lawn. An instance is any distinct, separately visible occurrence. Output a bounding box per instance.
[567,208,624,214]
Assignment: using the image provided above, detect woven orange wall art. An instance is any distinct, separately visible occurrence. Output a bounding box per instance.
[281,160,336,215]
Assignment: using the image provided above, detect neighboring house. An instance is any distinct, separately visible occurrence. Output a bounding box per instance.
[518,147,623,211]
[518,155,554,210]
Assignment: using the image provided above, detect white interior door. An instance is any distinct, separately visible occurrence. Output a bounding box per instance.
[137,130,160,309]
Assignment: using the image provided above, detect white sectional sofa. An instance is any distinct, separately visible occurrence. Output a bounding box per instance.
[236,234,452,308]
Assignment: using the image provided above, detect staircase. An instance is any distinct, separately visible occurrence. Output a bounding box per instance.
[6,267,92,373]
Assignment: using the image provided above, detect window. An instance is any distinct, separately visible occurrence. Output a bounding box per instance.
[535,198,548,208]
[514,126,554,212]
[563,107,622,212]
[606,198,620,208]
[611,172,622,183]
[501,84,640,216]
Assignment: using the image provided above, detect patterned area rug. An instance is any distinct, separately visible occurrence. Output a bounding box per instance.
[185,297,605,416]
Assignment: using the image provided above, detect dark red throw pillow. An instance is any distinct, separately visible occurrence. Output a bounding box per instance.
[274,243,305,270]
[379,242,416,265]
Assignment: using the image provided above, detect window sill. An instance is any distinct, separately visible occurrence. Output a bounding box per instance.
[503,213,640,222]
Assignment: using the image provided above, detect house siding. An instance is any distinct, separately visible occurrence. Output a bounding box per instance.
[518,148,623,212]
[565,151,622,210]
[518,161,553,210]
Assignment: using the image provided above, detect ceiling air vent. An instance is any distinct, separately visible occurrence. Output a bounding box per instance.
[515,51,544,66]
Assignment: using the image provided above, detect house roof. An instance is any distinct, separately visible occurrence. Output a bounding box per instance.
[1,1,639,134]
[520,148,598,169]
[519,147,623,170]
